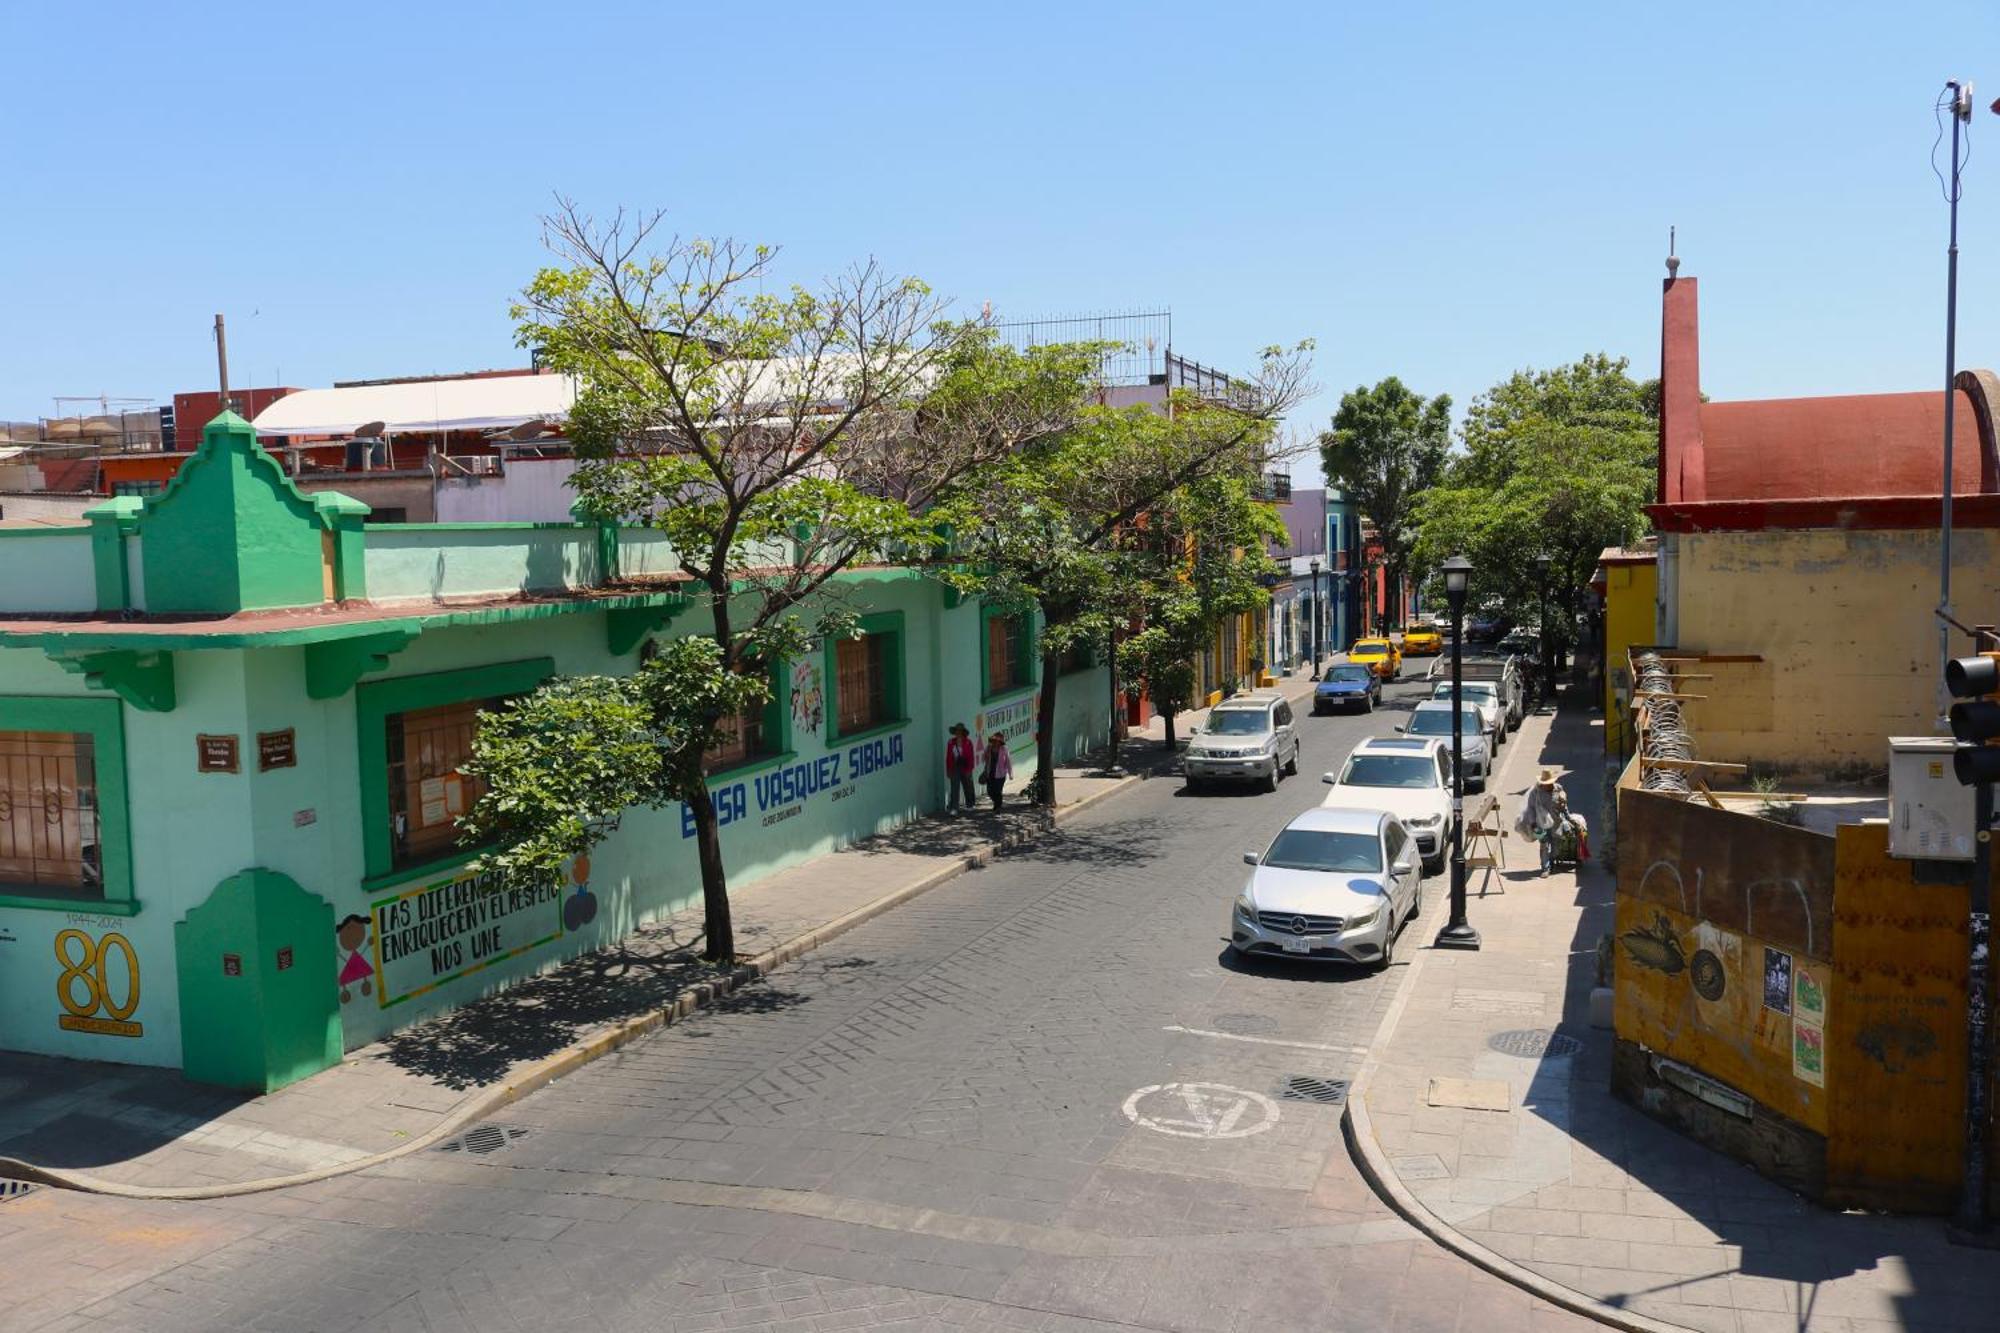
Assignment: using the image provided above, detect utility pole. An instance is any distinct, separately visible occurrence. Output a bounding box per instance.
[214,312,231,412]
[1938,81,1973,728]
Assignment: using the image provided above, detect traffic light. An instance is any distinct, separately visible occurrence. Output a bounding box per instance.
[1948,651,2000,785]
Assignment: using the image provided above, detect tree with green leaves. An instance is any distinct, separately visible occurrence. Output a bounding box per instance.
[477,205,1094,960]
[1318,377,1452,631]
[1410,354,1657,663]
[1116,473,1289,749]
[937,345,1313,803]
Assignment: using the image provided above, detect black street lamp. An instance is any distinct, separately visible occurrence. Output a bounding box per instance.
[1309,556,1323,677]
[1434,554,1481,951]
[1535,550,1553,709]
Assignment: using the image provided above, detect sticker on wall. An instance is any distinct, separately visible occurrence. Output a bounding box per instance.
[1762,948,1793,1014]
[1688,922,1737,1008]
[54,928,142,1038]
[369,863,565,1009]
[335,914,375,1004]
[1792,1021,1826,1088]
[790,660,824,734]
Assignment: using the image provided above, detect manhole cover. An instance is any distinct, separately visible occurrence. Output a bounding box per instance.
[436,1125,532,1156]
[0,1179,39,1203]
[1274,1075,1349,1105]
[1211,1013,1280,1035]
[1487,1029,1583,1059]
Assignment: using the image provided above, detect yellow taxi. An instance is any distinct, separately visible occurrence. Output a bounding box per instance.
[1347,637,1403,680]
[1400,625,1444,656]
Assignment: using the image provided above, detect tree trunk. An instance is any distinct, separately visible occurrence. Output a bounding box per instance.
[1034,648,1061,807]
[1162,708,1178,750]
[686,782,734,961]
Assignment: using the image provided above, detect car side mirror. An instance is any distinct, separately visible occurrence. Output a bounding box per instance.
[1395,724,1406,734]
[1189,725,1202,736]
[1321,772,1337,785]
[1395,853,1417,871]
[1243,851,1260,866]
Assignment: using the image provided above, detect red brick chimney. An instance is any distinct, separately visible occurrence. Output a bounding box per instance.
[1658,275,1705,504]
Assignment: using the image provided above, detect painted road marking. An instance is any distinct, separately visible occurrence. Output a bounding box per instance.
[1161,1025,1367,1055]
[1122,1082,1280,1139]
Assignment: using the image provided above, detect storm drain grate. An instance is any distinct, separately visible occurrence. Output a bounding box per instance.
[1487,1029,1583,1060]
[1275,1075,1349,1105]
[436,1125,532,1156]
[0,1179,39,1203]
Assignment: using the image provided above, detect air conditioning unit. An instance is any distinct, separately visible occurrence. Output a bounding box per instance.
[461,455,501,476]
[1887,736,1974,860]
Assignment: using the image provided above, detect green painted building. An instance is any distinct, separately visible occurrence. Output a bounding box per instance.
[0,415,1108,1089]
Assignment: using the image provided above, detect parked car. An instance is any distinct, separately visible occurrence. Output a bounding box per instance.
[1348,636,1402,680]
[1184,692,1301,793]
[1428,679,1506,748]
[1320,736,1455,874]
[1400,625,1444,656]
[1313,662,1381,714]
[1229,807,1424,970]
[1452,655,1525,731]
[1398,700,1491,788]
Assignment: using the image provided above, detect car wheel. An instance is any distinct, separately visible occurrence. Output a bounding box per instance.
[1283,744,1300,777]
[1375,910,1398,971]
[1423,852,1445,877]
[1411,874,1425,918]
[1262,764,1280,793]
[1362,693,1374,713]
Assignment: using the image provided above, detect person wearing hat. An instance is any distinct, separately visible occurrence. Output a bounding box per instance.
[944,723,977,813]
[1516,768,1572,877]
[981,731,1015,811]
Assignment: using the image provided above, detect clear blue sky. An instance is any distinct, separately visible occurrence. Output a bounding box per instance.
[6,1,1998,476]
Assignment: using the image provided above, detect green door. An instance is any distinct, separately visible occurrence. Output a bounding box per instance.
[175,869,341,1092]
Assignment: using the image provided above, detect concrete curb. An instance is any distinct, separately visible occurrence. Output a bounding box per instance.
[1338,707,1697,1333]
[0,773,1143,1202]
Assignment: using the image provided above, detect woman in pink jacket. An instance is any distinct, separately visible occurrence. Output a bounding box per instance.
[981,732,1014,810]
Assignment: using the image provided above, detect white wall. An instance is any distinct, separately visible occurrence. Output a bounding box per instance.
[435,458,580,523]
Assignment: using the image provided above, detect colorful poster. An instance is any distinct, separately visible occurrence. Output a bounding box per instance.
[1793,1020,1826,1087]
[368,864,565,1008]
[1792,958,1828,1088]
[1762,947,1793,1014]
[790,660,824,734]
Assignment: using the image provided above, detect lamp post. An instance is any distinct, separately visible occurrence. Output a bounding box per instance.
[1435,554,1481,951]
[1535,550,1552,709]
[1309,556,1323,677]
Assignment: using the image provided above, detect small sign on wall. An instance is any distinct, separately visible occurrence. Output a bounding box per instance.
[222,953,242,977]
[197,734,240,774]
[258,728,297,771]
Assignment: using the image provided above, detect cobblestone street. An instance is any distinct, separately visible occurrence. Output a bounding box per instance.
[1,679,1586,1333]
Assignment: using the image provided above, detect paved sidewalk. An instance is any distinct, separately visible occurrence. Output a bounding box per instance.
[1346,690,2000,1332]
[0,761,1147,1198]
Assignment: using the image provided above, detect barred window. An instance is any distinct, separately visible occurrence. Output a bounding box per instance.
[836,635,889,735]
[385,698,497,870]
[0,730,102,898]
[987,614,1026,694]
[704,662,778,774]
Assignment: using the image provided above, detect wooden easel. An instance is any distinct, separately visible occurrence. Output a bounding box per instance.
[1464,793,1507,894]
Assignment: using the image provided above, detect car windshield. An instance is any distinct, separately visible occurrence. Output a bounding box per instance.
[1205,710,1269,736]
[1260,828,1382,873]
[1323,666,1372,683]
[1438,683,1498,703]
[1339,755,1438,788]
[1406,709,1480,738]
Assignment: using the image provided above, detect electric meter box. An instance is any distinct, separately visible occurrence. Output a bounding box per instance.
[1888,736,1975,861]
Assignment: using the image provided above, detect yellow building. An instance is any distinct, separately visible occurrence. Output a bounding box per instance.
[1594,543,1658,757]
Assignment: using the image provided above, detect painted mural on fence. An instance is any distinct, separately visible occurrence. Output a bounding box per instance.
[680,730,909,838]
[366,863,566,1009]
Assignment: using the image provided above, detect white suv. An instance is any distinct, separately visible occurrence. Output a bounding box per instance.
[1320,736,1455,874]
[1185,693,1301,793]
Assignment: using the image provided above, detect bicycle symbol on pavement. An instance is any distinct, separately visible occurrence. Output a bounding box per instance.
[1122,1082,1280,1139]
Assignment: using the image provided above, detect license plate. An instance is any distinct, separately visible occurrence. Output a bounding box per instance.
[1281,936,1318,955]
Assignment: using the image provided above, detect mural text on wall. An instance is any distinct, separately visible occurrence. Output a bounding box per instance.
[368,864,565,1009]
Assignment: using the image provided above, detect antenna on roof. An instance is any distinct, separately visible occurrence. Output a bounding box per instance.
[1666,226,1679,277]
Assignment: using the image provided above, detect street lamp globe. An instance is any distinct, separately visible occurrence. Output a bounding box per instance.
[1535,551,1551,577]
[1442,554,1473,607]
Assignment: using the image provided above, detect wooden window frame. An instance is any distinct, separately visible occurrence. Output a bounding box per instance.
[823,612,907,743]
[979,604,1037,702]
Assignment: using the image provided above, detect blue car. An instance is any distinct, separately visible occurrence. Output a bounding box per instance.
[1312,662,1381,715]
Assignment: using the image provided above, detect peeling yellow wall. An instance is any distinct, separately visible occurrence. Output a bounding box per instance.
[1603,560,1658,755]
[1675,527,2000,768]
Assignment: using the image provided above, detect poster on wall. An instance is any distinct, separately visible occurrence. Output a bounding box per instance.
[364,863,565,1009]
[1792,959,1828,1088]
[1762,947,1793,1014]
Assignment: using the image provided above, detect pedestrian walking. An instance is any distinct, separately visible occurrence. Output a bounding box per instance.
[981,731,1014,811]
[944,722,977,813]
[1515,768,1574,877]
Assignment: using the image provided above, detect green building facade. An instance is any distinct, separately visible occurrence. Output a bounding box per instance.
[0,415,1108,1090]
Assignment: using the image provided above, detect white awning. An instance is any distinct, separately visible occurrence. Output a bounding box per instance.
[250,375,577,437]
